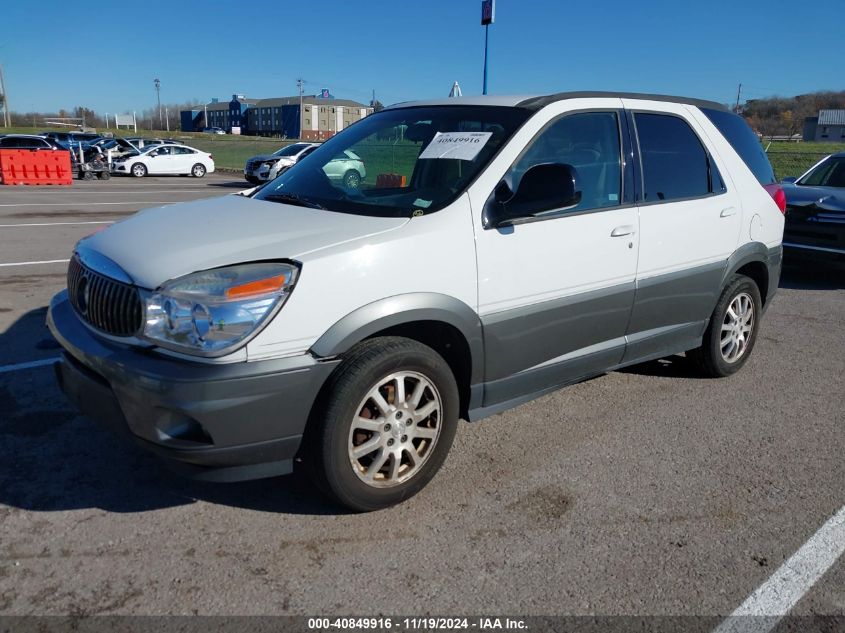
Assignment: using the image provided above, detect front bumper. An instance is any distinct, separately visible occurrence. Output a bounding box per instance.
[47,290,339,481]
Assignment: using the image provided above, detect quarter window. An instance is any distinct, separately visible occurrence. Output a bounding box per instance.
[635,113,711,202]
[510,111,622,213]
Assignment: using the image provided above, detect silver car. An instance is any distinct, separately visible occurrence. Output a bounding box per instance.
[322,149,367,189]
[243,143,320,184]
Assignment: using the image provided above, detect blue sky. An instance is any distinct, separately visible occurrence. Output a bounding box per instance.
[1,0,835,114]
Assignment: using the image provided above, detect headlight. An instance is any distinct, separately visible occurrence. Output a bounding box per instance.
[142,262,299,356]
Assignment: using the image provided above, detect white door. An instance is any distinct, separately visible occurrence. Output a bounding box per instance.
[172,147,198,174]
[468,99,639,406]
[144,147,172,174]
[620,99,742,361]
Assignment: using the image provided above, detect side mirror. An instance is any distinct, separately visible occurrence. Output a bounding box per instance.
[483,163,582,229]
[781,176,798,184]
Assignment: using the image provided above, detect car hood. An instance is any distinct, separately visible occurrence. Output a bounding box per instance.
[248,154,289,163]
[79,194,408,289]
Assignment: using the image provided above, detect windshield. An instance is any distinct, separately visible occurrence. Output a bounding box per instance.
[253,105,531,217]
[799,156,845,188]
[273,143,312,157]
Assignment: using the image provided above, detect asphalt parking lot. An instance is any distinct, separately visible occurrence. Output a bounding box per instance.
[0,176,842,622]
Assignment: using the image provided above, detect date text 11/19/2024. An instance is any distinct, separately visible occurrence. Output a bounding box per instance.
[307,617,528,630]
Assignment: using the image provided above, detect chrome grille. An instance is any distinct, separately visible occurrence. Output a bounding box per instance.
[67,256,142,336]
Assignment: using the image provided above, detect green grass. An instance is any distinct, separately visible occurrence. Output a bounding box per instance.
[763,141,844,180]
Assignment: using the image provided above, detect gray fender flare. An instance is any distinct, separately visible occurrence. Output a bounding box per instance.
[309,293,485,384]
[723,241,769,284]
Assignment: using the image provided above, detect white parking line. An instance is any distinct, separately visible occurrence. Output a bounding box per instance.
[0,357,60,374]
[0,259,69,267]
[712,504,845,633]
[0,221,113,228]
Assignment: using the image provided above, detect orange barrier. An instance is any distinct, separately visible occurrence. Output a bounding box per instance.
[0,149,72,185]
[375,173,407,188]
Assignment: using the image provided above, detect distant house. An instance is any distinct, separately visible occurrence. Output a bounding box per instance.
[802,109,845,142]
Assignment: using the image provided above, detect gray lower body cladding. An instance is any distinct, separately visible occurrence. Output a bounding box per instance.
[471,249,780,419]
[47,291,339,481]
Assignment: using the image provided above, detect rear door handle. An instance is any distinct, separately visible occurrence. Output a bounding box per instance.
[720,207,737,218]
[611,225,635,237]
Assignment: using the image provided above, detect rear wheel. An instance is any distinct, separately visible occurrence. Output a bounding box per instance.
[191,163,206,178]
[688,274,762,377]
[131,163,147,178]
[98,171,110,180]
[343,169,361,189]
[306,337,459,511]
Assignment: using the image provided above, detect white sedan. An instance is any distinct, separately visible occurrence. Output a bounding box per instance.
[113,144,215,178]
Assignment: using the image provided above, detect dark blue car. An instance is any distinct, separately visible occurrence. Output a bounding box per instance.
[782,152,845,260]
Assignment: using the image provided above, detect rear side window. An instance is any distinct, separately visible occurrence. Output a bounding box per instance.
[635,113,710,202]
[702,107,776,185]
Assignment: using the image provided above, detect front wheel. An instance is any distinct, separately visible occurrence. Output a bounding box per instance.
[306,337,459,511]
[191,163,206,178]
[688,274,762,377]
[131,163,147,178]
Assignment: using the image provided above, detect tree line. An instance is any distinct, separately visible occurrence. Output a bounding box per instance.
[7,100,205,131]
[741,90,845,138]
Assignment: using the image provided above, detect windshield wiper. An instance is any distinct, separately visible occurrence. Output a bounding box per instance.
[262,193,325,210]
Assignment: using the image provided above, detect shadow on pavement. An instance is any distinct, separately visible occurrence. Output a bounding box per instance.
[779,255,845,290]
[206,179,252,189]
[0,308,342,516]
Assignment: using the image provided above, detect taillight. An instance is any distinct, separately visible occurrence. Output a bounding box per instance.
[763,183,786,214]
[208,154,213,160]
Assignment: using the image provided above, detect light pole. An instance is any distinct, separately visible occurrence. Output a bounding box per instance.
[481,0,495,95]
[154,78,162,130]
[297,78,304,139]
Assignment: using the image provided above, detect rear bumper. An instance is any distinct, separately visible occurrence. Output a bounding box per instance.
[766,244,783,307]
[47,290,339,481]
[784,215,845,257]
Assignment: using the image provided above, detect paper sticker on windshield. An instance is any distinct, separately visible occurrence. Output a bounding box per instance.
[418,132,493,161]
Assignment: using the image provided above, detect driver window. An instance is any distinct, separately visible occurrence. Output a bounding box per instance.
[510,111,622,214]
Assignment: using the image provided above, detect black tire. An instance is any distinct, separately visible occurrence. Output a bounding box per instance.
[98,171,110,180]
[343,169,361,189]
[688,274,762,378]
[245,176,260,185]
[82,171,93,180]
[191,163,206,178]
[305,336,459,512]
[131,163,147,178]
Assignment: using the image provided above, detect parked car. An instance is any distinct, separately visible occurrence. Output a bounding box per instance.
[0,134,66,150]
[48,92,784,511]
[124,137,182,150]
[88,137,138,157]
[781,152,845,260]
[203,127,226,135]
[243,142,320,183]
[41,131,101,150]
[111,143,214,177]
[323,149,367,188]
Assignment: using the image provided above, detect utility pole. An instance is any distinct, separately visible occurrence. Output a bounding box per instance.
[0,64,9,127]
[154,78,162,130]
[734,83,742,114]
[481,0,495,95]
[297,78,304,139]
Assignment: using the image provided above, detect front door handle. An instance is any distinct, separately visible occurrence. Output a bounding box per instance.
[611,225,635,237]
[720,207,737,218]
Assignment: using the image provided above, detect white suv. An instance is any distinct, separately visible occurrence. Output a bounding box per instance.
[48,92,784,511]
